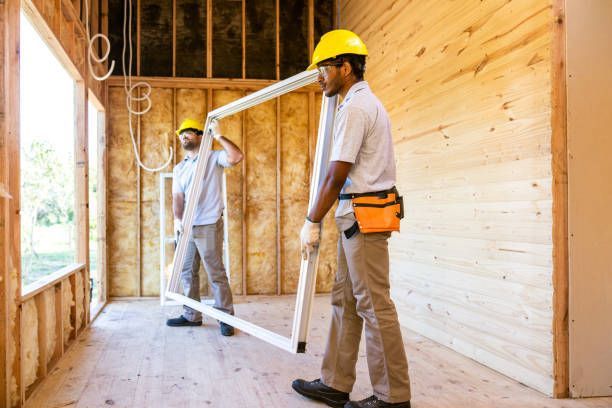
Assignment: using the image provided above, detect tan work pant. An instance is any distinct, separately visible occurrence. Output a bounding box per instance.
[180,218,234,322]
[321,213,411,403]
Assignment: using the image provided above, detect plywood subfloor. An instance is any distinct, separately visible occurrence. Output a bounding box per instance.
[26,297,612,408]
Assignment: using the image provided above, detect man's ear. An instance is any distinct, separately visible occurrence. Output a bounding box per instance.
[341,60,353,80]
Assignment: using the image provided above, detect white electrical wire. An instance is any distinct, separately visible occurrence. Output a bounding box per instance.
[121,0,173,172]
[84,0,114,81]
[84,0,171,172]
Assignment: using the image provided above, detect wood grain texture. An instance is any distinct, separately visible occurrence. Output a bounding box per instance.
[343,0,555,395]
[25,299,612,408]
[551,0,569,398]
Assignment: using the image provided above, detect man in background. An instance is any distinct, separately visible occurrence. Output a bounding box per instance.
[166,118,243,337]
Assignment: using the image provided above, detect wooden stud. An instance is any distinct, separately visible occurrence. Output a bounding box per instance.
[308,0,314,57]
[106,76,321,91]
[551,0,569,398]
[96,110,108,313]
[275,0,280,80]
[136,0,141,76]
[0,0,10,404]
[308,92,315,186]
[69,273,77,342]
[34,294,49,380]
[137,87,142,297]
[242,0,246,79]
[5,0,22,404]
[276,97,282,295]
[172,0,176,77]
[206,0,212,78]
[241,93,248,295]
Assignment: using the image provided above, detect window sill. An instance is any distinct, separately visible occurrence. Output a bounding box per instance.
[21,263,86,302]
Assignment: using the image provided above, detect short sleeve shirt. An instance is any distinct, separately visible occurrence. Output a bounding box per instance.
[172,149,233,225]
[330,81,396,217]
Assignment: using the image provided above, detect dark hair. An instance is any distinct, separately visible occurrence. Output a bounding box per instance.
[182,128,204,136]
[336,54,366,80]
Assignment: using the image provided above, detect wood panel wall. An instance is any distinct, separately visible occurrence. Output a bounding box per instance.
[107,84,337,297]
[566,0,612,397]
[342,0,560,396]
[1,0,108,405]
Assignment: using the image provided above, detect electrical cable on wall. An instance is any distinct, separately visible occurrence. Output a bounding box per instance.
[84,0,114,81]
[84,0,172,172]
[122,0,173,172]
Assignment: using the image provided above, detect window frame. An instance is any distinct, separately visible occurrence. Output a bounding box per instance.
[166,69,338,353]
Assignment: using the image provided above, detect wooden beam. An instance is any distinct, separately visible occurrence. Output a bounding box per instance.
[242,0,246,79]
[206,0,212,78]
[241,93,247,295]
[172,0,176,77]
[3,0,22,405]
[276,97,281,295]
[21,264,86,302]
[275,0,280,80]
[551,0,569,398]
[0,1,10,404]
[308,0,314,57]
[137,88,142,297]
[106,75,322,91]
[136,0,141,76]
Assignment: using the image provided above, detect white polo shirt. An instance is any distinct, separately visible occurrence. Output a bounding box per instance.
[330,81,397,217]
[172,150,232,226]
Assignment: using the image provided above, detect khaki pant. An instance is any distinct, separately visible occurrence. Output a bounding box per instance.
[321,213,411,403]
[180,218,234,322]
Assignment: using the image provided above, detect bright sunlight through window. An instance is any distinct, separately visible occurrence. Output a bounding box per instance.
[20,12,76,285]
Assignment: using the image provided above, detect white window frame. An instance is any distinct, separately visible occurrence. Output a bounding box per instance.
[165,70,338,353]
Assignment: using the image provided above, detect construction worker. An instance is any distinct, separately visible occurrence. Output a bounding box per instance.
[292,30,411,407]
[166,118,243,337]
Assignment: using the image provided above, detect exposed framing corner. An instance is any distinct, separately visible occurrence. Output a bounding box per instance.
[551,0,569,398]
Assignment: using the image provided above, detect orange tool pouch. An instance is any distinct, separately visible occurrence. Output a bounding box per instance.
[339,187,404,233]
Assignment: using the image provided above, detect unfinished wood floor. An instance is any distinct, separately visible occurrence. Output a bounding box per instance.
[26,297,612,408]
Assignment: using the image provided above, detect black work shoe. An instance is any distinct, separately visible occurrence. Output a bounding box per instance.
[166,316,202,327]
[292,378,349,408]
[220,321,234,336]
[344,395,410,408]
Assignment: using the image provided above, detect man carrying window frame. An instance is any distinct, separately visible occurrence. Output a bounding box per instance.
[292,30,412,408]
[166,118,243,337]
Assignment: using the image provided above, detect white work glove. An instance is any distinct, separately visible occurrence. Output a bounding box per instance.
[300,218,321,260]
[208,119,222,141]
[174,219,184,236]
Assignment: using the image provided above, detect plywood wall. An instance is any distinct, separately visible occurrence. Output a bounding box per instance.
[342,0,556,395]
[107,85,337,297]
[566,0,612,397]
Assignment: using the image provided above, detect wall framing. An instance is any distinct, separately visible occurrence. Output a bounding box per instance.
[1,0,108,405]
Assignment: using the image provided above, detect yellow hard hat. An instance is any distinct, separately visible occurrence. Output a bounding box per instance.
[176,118,203,136]
[307,29,368,71]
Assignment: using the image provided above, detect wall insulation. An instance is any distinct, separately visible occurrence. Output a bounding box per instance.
[108,86,337,296]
